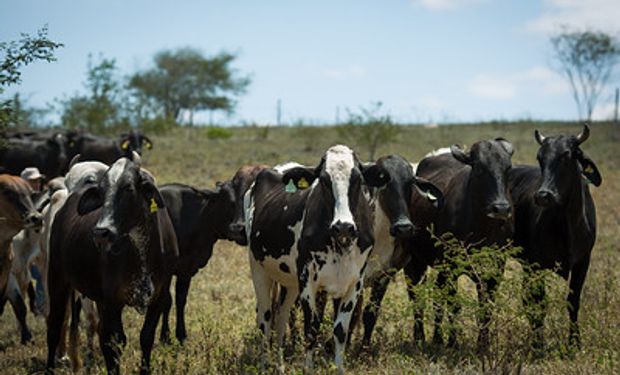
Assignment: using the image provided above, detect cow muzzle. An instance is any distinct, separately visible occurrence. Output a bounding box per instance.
[228,222,248,246]
[23,212,43,230]
[389,219,414,238]
[534,189,559,207]
[93,226,118,248]
[330,221,358,248]
[486,201,512,221]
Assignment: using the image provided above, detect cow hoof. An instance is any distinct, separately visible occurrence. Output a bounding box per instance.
[21,331,33,345]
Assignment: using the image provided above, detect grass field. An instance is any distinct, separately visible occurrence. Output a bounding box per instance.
[1,121,618,374]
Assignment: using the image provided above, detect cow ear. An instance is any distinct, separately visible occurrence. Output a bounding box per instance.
[412,176,444,209]
[281,167,316,192]
[495,137,514,156]
[450,144,472,165]
[77,186,103,215]
[361,163,390,187]
[578,154,602,187]
[139,171,165,212]
[143,135,153,150]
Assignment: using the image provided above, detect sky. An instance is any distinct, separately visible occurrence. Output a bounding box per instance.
[1,0,620,126]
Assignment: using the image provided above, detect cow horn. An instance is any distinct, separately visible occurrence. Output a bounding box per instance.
[68,154,82,170]
[534,129,545,145]
[131,151,142,166]
[576,124,590,145]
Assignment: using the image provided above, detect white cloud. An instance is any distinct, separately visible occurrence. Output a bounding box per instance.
[468,65,570,99]
[323,65,366,79]
[526,0,620,34]
[468,74,517,99]
[412,0,485,11]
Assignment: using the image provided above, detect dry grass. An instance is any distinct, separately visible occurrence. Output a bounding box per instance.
[1,121,618,374]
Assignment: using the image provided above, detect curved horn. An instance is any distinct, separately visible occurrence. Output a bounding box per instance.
[68,154,82,170]
[450,144,472,165]
[576,123,590,145]
[131,151,142,166]
[534,129,545,145]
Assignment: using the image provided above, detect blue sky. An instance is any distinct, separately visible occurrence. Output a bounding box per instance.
[1,0,619,125]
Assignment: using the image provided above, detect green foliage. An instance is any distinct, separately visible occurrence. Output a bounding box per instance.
[206,126,233,140]
[337,101,401,160]
[57,54,129,132]
[0,26,62,129]
[551,28,620,121]
[128,48,251,124]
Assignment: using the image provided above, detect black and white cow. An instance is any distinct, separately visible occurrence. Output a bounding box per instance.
[245,145,390,373]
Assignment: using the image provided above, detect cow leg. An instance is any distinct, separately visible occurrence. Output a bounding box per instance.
[361,274,392,348]
[98,304,126,375]
[68,294,83,373]
[46,284,71,372]
[6,278,32,344]
[404,259,427,346]
[82,297,99,367]
[27,281,37,313]
[567,257,590,349]
[140,287,168,375]
[333,283,362,374]
[299,274,320,372]
[249,259,274,369]
[523,273,546,355]
[475,276,499,353]
[158,278,173,344]
[174,276,192,344]
[274,285,298,347]
[431,270,447,346]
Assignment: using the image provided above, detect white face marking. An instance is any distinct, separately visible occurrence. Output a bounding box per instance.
[325,145,356,229]
[96,158,129,230]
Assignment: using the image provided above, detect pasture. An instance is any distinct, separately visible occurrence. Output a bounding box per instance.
[1,121,618,374]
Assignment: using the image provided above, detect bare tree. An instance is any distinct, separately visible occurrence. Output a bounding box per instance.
[550,28,620,121]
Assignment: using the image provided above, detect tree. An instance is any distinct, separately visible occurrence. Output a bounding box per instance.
[337,102,401,160]
[57,54,129,131]
[550,28,620,121]
[128,48,250,124]
[0,26,63,128]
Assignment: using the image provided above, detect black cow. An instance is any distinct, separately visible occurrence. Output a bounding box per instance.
[0,132,69,179]
[246,145,392,373]
[70,130,153,165]
[508,124,600,350]
[157,165,265,344]
[404,138,515,349]
[46,155,178,375]
[357,155,443,347]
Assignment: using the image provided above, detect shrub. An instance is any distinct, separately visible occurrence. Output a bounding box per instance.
[206,126,233,140]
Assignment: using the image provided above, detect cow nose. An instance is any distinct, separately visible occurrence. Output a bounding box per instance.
[534,189,557,207]
[228,223,248,246]
[330,221,357,246]
[93,227,116,246]
[389,220,414,238]
[24,212,42,229]
[491,202,511,218]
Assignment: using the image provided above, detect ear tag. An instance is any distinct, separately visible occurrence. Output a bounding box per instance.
[297,177,309,189]
[149,198,158,213]
[146,142,152,150]
[121,140,130,150]
[285,179,298,193]
[584,165,594,174]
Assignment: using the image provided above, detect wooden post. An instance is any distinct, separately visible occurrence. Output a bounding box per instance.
[614,87,619,140]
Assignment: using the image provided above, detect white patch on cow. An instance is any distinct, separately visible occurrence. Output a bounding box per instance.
[315,244,369,298]
[255,230,260,238]
[365,204,394,283]
[425,147,451,158]
[243,183,256,246]
[273,162,304,174]
[325,145,356,228]
[65,161,108,193]
[96,158,129,230]
[106,158,128,186]
[411,162,419,174]
[283,205,288,211]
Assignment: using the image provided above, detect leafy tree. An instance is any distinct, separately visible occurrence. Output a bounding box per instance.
[551,28,620,121]
[0,26,62,128]
[128,48,250,124]
[57,54,129,132]
[337,102,401,160]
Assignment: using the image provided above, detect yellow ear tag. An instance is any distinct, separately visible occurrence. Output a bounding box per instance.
[149,198,158,213]
[297,177,309,189]
[584,165,593,173]
[146,142,152,150]
[121,140,130,150]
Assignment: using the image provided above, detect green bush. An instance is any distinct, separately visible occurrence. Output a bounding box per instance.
[206,126,233,140]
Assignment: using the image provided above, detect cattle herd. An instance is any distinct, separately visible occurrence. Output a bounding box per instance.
[0,124,601,374]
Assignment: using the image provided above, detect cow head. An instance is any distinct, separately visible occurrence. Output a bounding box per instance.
[451,138,514,221]
[533,124,601,207]
[64,159,109,193]
[47,132,69,176]
[119,130,153,155]
[227,165,267,245]
[0,175,42,234]
[202,180,238,241]
[282,145,390,250]
[78,155,164,250]
[374,155,444,238]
